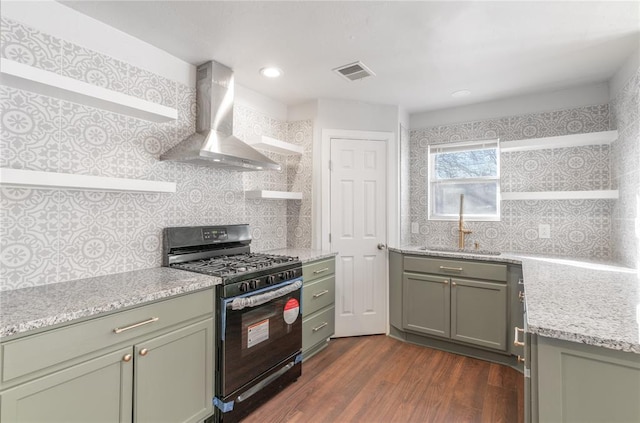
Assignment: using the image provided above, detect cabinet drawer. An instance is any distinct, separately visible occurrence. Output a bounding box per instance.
[1,289,213,386]
[302,307,335,351]
[302,258,335,283]
[404,256,507,282]
[302,275,335,317]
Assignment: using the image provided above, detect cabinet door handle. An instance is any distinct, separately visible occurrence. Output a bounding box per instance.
[313,289,329,298]
[122,354,132,362]
[313,267,329,274]
[113,317,159,334]
[312,322,328,332]
[443,280,449,285]
[514,326,525,347]
[519,291,525,302]
[451,282,457,286]
[518,278,524,285]
[439,266,463,272]
[139,348,149,357]
[517,355,525,364]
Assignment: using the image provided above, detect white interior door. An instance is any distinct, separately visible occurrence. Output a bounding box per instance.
[330,137,387,337]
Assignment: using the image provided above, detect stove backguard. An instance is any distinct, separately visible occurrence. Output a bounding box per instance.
[163,224,251,266]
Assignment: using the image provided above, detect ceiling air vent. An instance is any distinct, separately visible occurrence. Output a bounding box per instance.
[333,61,376,81]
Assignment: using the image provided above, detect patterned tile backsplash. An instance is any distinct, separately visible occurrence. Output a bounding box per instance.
[610,67,640,268]
[0,18,312,290]
[407,104,615,259]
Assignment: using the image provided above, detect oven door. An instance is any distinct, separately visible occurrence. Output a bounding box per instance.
[219,278,303,396]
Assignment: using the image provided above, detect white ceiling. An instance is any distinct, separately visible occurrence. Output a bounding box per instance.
[60,1,640,113]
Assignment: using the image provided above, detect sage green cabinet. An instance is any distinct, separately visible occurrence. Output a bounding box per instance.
[134,319,214,423]
[402,272,450,337]
[388,251,403,330]
[0,347,133,423]
[301,257,336,360]
[402,272,507,351]
[450,278,507,350]
[400,255,508,352]
[0,289,215,423]
[530,335,640,423]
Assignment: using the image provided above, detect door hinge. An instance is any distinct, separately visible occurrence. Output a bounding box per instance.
[329,233,331,243]
[328,160,333,171]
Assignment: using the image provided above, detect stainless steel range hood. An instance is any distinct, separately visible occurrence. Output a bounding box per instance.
[160,61,280,171]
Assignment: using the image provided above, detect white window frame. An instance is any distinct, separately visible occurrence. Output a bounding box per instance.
[427,139,501,221]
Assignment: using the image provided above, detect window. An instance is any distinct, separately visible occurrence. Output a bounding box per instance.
[428,140,500,221]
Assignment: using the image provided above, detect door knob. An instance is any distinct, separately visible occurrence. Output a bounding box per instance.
[377,243,386,250]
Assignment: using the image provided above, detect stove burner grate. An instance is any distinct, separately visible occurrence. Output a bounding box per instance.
[171,253,298,278]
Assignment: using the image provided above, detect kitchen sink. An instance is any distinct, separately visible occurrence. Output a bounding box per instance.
[418,246,501,256]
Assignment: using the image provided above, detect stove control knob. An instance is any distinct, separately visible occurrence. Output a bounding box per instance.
[266,275,275,284]
[239,282,249,292]
[287,270,294,279]
[249,279,259,289]
[278,272,285,281]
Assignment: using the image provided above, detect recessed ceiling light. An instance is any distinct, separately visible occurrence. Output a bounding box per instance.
[451,89,471,98]
[260,67,283,78]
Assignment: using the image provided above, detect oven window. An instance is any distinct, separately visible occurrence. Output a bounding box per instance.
[221,292,302,395]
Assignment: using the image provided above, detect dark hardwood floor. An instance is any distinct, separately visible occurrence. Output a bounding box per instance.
[243,335,524,423]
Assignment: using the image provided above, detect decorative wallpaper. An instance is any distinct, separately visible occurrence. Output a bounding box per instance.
[407,105,613,259]
[610,67,640,268]
[0,18,313,291]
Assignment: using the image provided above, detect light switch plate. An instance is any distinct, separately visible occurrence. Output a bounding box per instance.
[411,222,419,234]
[538,224,551,239]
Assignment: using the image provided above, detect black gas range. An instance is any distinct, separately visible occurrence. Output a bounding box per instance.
[163,224,303,423]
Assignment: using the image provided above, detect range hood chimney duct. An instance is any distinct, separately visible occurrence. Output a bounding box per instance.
[160,61,280,171]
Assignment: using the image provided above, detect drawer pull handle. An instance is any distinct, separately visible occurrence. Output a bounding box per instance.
[439,266,463,272]
[313,290,330,298]
[312,322,328,332]
[514,326,525,347]
[113,317,159,334]
[313,267,330,274]
[517,355,525,364]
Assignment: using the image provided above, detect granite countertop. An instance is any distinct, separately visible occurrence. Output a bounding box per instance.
[392,246,640,354]
[263,247,337,264]
[0,267,220,340]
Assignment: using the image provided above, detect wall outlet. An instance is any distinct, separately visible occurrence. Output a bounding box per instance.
[538,224,551,239]
[411,222,419,234]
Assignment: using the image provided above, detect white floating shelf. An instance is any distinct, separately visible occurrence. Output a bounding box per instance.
[0,59,177,123]
[501,190,618,201]
[248,136,303,155]
[0,168,176,193]
[245,190,303,200]
[500,130,618,152]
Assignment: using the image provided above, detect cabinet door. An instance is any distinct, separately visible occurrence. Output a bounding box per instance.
[450,278,507,350]
[537,336,640,423]
[0,347,133,423]
[402,272,450,338]
[134,318,214,423]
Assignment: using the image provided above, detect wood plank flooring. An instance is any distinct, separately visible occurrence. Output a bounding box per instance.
[243,335,523,423]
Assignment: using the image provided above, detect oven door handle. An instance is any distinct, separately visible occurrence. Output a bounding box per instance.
[236,359,296,403]
[226,279,302,311]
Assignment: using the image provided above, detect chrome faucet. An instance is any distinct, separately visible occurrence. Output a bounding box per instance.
[458,194,472,249]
